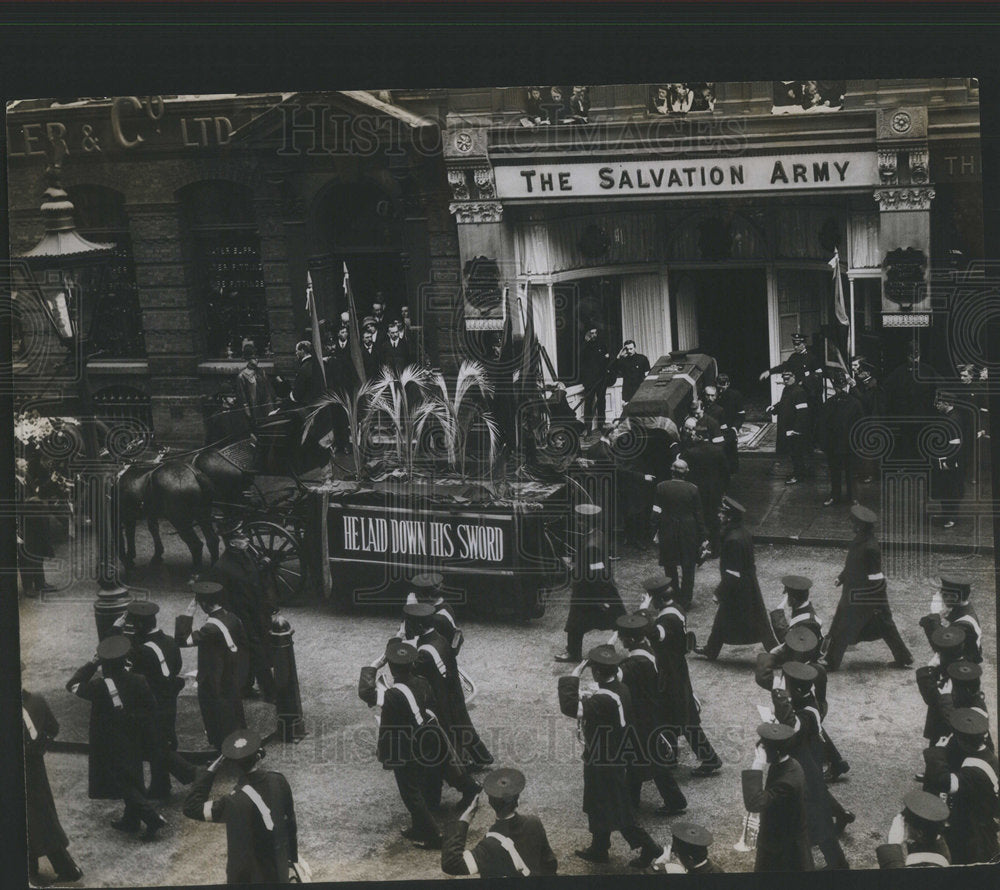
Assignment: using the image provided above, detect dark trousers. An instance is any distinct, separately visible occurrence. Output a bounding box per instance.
[723,430,739,474]
[592,825,662,858]
[662,724,719,765]
[120,776,161,829]
[823,730,847,771]
[393,764,441,841]
[823,610,913,670]
[663,560,696,610]
[583,384,607,428]
[819,837,850,869]
[828,452,854,502]
[787,434,808,478]
[148,708,196,796]
[198,689,247,750]
[29,846,79,879]
[628,766,687,811]
[332,405,351,451]
[703,615,778,660]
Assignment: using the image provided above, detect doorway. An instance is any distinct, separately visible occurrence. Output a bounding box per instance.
[553,276,623,384]
[671,268,770,400]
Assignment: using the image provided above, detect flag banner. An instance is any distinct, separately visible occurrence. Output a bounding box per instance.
[830,248,849,326]
[344,263,367,386]
[306,270,327,389]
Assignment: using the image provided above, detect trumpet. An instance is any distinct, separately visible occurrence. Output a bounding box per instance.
[734,810,760,852]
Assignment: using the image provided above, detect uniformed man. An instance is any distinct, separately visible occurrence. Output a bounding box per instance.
[441,769,558,877]
[183,729,303,884]
[654,823,724,873]
[919,574,983,664]
[608,339,651,405]
[557,645,668,869]
[644,577,723,777]
[876,790,951,868]
[766,369,812,484]
[616,614,688,817]
[359,642,481,849]
[817,372,865,506]
[771,662,851,869]
[915,625,968,748]
[327,324,358,454]
[650,458,709,610]
[922,709,999,865]
[941,661,994,751]
[23,663,83,883]
[931,390,970,529]
[691,397,725,449]
[361,318,381,381]
[759,332,824,415]
[680,424,730,553]
[742,722,814,872]
[175,581,249,751]
[66,635,167,839]
[210,529,277,702]
[124,600,196,799]
[580,327,611,432]
[769,575,823,645]
[852,363,883,483]
[821,505,913,671]
[696,497,778,660]
[715,374,745,473]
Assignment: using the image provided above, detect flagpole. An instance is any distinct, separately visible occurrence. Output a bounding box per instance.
[306,271,327,389]
[848,277,856,361]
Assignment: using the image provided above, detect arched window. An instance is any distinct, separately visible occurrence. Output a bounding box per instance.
[67,185,147,358]
[179,181,270,359]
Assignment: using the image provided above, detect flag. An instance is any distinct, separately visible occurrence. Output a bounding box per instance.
[343,263,366,386]
[305,271,327,389]
[830,248,849,326]
[517,295,542,400]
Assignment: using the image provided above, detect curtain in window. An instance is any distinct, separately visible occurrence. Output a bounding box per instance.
[527,282,557,382]
[620,273,671,361]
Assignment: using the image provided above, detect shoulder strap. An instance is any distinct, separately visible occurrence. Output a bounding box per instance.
[391,683,425,726]
[104,677,124,710]
[240,784,275,830]
[593,688,626,728]
[951,613,982,641]
[205,616,238,653]
[631,649,657,670]
[22,707,38,740]
[485,831,531,876]
[143,640,172,677]
[657,606,686,626]
[961,757,999,794]
[905,851,949,867]
[418,643,448,678]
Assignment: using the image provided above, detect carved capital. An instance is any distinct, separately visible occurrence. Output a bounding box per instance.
[447,169,470,202]
[472,165,497,199]
[449,201,504,224]
[878,148,898,185]
[873,187,936,212]
[908,148,929,185]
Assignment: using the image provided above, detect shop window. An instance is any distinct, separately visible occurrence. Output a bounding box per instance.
[648,83,715,115]
[771,80,845,113]
[67,185,146,358]
[180,181,270,359]
[553,277,622,384]
[776,268,827,360]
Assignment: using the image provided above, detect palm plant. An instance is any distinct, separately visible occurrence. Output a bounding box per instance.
[302,376,382,481]
[367,364,437,479]
[426,360,501,480]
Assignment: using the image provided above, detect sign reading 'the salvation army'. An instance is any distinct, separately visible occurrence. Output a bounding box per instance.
[494,152,879,199]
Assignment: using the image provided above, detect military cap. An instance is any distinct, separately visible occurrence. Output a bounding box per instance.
[948,708,989,737]
[616,613,651,635]
[756,722,796,743]
[850,504,878,525]
[781,575,812,593]
[902,790,950,825]
[934,389,956,405]
[403,602,435,619]
[940,575,972,599]
[671,822,713,849]
[782,661,818,683]
[784,626,820,655]
[411,572,443,591]
[930,625,966,651]
[791,332,806,343]
[642,575,672,594]
[720,495,746,515]
[191,581,225,601]
[97,634,132,663]
[221,728,262,762]
[946,660,982,683]
[386,642,417,666]
[126,600,159,618]
[574,503,602,519]
[482,768,525,800]
[587,644,625,667]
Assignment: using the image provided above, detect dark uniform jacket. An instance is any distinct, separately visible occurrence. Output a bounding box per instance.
[564,577,627,638]
[66,663,156,800]
[883,361,937,418]
[412,629,459,740]
[817,390,865,456]
[754,652,828,718]
[22,690,69,858]
[369,675,439,768]
[130,629,186,749]
[184,767,298,884]
[652,479,707,567]
[620,647,669,779]
[742,759,815,872]
[326,343,360,394]
[717,387,746,432]
[608,353,651,403]
[557,676,635,832]
[930,407,972,500]
[442,813,558,877]
[379,336,412,376]
[580,340,611,389]
[709,522,776,648]
[698,410,726,446]
[916,667,992,745]
[827,528,892,646]
[770,599,824,648]
[854,378,884,416]
[291,355,325,405]
[767,349,824,403]
[682,441,730,520]
[876,838,951,868]
[770,382,811,453]
[648,603,699,728]
[920,603,983,664]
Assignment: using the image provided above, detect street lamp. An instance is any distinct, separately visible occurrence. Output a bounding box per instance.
[16,145,132,636]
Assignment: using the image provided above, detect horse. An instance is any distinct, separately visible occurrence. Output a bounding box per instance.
[115,447,253,572]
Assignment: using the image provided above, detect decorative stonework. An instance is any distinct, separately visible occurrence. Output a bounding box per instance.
[447,169,471,202]
[449,201,503,224]
[878,149,898,185]
[908,148,929,184]
[882,312,931,328]
[873,187,936,212]
[473,166,497,199]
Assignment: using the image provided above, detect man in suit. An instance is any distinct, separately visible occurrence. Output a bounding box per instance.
[361,318,382,381]
[379,317,412,376]
[371,298,388,343]
[818,372,865,506]
[767,369,812,485]
[742,722,814,872]
[325,324,357,454]
[651,459,709,610]
[558,645,668,869]
[183,729,302,884]
[441,769,558,877]
[289,339,328,470]
[931,390,972,529]
[608,340,651,405]
[760,332,824,415]
[876,791,951,868]
[235,342,276,438]
[580,326,611,432]
[175,581,249,751]
[681,425,730,554]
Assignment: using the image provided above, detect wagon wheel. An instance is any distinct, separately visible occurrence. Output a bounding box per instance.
[242,520,306,605]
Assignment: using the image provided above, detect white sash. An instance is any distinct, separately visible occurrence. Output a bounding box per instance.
[962,757,999,794]
[593,688,626,728]
[789,611,820,628]
[485,831,531,876]
[435,608,456,630]
[418,643,448,678]
[241,784,274,830]
[104,678,123,710]
[144,640,171,678]
[952,614,982,641]
[392,683,425,726]
[22,707,38,741]
[804,704,823,733]
[657,606,685,626]
[206,616,238,653]
[630,649,657,671]
[906,851,949,867]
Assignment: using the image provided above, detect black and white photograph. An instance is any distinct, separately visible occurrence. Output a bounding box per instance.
[4,34,999,888]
